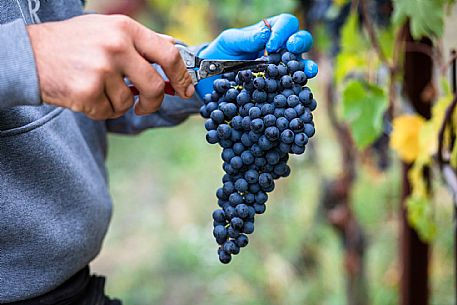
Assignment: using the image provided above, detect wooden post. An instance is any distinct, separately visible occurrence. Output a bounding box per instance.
[399,24,432,305]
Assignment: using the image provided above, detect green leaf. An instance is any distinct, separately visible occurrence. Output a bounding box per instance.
[341,80,388,149]
[392,0,446,39]
[335,13,369,83]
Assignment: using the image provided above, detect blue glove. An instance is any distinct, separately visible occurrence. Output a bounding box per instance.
[196,13,318,98]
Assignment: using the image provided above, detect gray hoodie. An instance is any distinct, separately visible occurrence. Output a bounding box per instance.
[0,0,202,302]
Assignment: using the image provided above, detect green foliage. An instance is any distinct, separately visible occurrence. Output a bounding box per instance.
[341,80,388,149]
[392,0,447,39]
[335,13,369,83]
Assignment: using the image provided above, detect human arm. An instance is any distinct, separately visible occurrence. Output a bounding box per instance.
[26,14,194,120]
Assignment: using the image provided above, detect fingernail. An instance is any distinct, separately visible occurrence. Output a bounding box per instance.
[185,84,195,98]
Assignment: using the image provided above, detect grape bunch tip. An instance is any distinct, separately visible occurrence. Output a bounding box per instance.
[200,50,317,264]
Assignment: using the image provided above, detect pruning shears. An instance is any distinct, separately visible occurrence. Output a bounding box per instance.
[128,44,268,96]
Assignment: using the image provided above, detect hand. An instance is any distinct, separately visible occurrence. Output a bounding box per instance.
[196,13,318,97]
[27,14,195,120]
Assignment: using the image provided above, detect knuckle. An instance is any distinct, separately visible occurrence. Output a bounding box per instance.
[163,45,181,66]
[111,15,132,32]
[104,34,126,54]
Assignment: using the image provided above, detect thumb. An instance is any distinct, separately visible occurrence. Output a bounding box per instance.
[218,26,271,56]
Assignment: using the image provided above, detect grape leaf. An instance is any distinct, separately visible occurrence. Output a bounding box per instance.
[392,0,446,39]
[390,115,424,162]
[335,13,369,83]
[341,80,387,149]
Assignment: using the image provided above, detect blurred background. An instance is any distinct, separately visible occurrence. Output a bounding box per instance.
[85,0,456,304]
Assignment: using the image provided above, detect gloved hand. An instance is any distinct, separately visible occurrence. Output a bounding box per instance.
[196,13,318,98]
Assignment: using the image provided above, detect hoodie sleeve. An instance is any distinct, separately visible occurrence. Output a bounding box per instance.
[0,19,41,110]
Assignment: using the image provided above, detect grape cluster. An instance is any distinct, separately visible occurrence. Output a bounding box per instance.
[200,51,317,264]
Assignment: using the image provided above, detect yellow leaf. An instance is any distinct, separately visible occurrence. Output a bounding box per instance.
[390,115,425,162]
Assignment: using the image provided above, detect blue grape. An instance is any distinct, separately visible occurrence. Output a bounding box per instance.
[266,150,280,165]
[287,60,301,74]
[231,217,244,230]
[229,192,243,206]
[241,133,253,147]
[221,148,235,162]
[206,130,219,144]
[230,156,243,169]
[235,178,249,192]
[221,103,238,119]
[304,124,315,138]
[236,234,249,247]
[245,193,255,205]
[299,88,313,104]
[291,144,305,155]
[217,124,232,140]
[214,78,231,93]
[219,139,233,148]
[225,88,239,102]
[222,181,235,196]
[210,109,225,124]
[248,130,261,143]
[273,94,287,108]
[265,79,279,92]
[282,89,294,98]
[236,204,250,218]
[249,183,261,194]
[292,71,307,84]
[284,108,298,121]
[289,118,304,131]
[250,144,263,157]
[268,53,281,64]
[240,150,255,165]
[258,135,273,151]
[267,64,279,77]
[227,226,240,238]
[241,116,252,131]
[309,98,317,111]
[223,240,240,255]
[245,169,259,184]
[276,117,289,131]
[294,104,305,116]
[242,222,255,234]
[281,51,296,63]
[231,115,243,130]
[249,106,261,119]
[277,64,288,76]
[236,90,250,106]
[204,118,216,131]
[263,114,277,127]
[280,129,295,144]
[250,118,265,133]
[265,126,280,141]
[254,157,267,168]
[294,133,309,147]
[252,90,267,103]
[233,143,245,155]
[253,77,266,90]
[253,203,266,214]
[280,75,293,88]
[287,95,300,107]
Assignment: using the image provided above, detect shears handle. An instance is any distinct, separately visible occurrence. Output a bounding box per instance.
[128,81,176,96]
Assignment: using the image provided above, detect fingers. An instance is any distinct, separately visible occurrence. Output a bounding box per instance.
[286,30,313,54]
[85,93,116,121]
[130,23,194,99]
[265,13,299,52]
[302,59,318,78]
[122,52,166,115]
[105,75,134,117]
[217,27,271,58]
